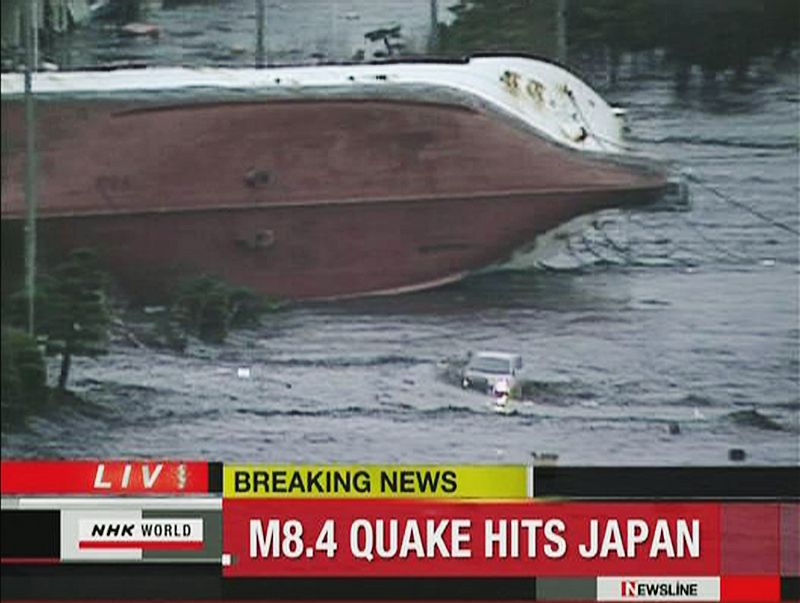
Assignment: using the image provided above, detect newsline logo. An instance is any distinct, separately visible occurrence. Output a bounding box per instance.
[622,580,697,597]
[597,576,720,601]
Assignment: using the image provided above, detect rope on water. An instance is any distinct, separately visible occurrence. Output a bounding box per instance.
[567,88,798,238]
[682,172,799,236]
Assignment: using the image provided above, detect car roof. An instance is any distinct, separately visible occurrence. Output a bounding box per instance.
[473,351,520,361]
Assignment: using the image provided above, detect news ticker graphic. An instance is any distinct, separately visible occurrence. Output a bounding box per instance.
[3,461,800,499]
[226,500,720,576]
[1,461,798,601]
[0,460,215,494]
[2,498,222,564]
[224,464,529,498]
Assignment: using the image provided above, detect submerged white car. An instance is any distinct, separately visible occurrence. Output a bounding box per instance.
[460,352,523,395]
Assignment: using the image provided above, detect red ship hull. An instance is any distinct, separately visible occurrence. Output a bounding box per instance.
[1,97,666,300]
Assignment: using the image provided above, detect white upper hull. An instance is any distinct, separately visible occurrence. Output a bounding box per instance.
[2,55,626,154]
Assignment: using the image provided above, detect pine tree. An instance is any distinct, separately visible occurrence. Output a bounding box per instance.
[1,326,47,408]
[29,249,110,391]
[170,275,274,344]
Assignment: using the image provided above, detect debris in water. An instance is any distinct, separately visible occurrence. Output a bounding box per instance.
[668,422,681,435]
[728,448,746,462]
[727,409,783,431]
[531,452,559,465]
[121,23,160,37]
[237,367,251,379]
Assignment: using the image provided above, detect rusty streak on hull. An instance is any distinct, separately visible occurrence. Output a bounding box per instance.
[1,97,667,300]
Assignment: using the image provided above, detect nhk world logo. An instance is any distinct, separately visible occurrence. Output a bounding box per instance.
[597,577,720,601]
[78,518,203,550]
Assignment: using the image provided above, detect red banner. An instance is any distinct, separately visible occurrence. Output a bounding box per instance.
[0,460,209,494]
[223,500,721,577]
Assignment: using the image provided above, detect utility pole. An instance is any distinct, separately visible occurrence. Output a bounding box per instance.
[255,0,266,68]
[24,0,39,335]
[429,0,439,54]
[556,0,567,64]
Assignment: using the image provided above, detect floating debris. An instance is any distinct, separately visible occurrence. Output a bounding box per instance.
[120,23,161,37]
[727,409,783,431]
[728,448,747,462]
[531,452,559,465]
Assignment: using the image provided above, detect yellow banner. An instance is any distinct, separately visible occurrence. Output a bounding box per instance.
[224,465,528,499]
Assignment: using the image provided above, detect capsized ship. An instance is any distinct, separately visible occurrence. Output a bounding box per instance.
[1,55,668,300]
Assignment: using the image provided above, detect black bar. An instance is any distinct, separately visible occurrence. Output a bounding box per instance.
[1,563,535,601]
[534,467,800,499]
[1,563,221,600]
[208,461,223,493]
[782,576,800,602]
[1,510,60,559]
[223,577,535,600]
